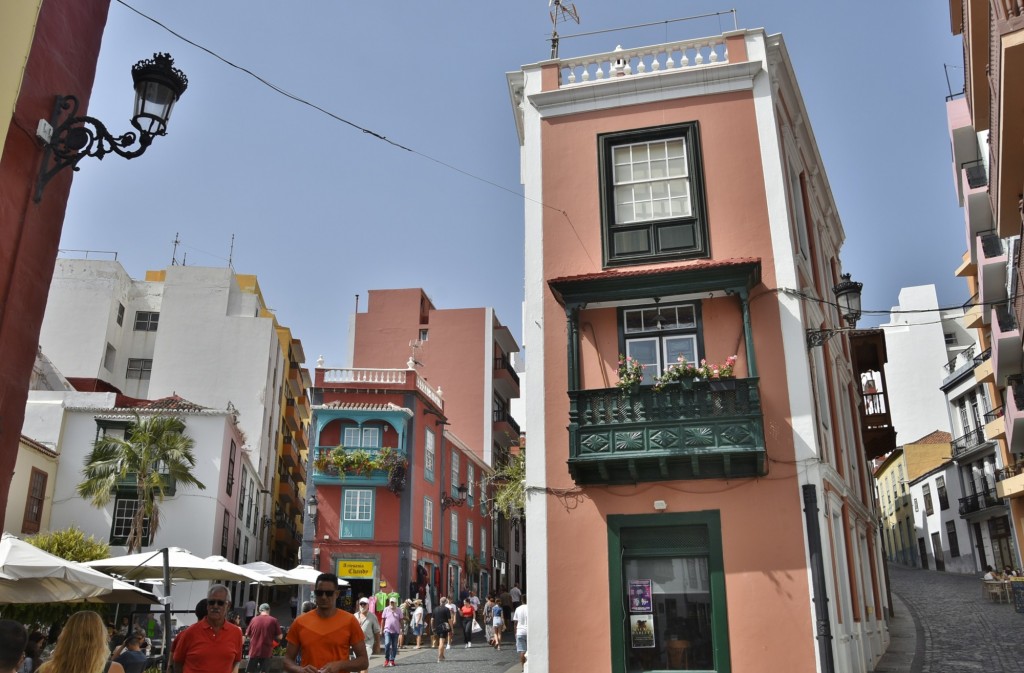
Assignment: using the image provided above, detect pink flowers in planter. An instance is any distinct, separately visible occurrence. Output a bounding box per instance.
[654,355,738,390]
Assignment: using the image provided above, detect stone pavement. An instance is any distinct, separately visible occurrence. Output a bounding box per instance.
[365,631,521,673]
[875,562,1024,673]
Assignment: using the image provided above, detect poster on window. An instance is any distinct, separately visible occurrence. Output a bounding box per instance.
[630,614,656,649]
[628,579,653,613]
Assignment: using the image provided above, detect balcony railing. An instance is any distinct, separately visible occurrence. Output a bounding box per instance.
[964,159,989,189]
[494,355,520,386]
[958,489,1002,515]
[974,347,993,366]
[567,377,766,484]
[985,406,1005,423]
[493,409,521,437]
[962,293,979,314]
[944,344,977,374]
[951,427,990,459]
[995,302,1017,332]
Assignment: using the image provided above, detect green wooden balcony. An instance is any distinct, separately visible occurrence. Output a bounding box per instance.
[567,377,766,484]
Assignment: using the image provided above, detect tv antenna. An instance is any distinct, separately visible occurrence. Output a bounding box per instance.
[407,339,424,369]
[171,232,180,265]
[549,0,580,59]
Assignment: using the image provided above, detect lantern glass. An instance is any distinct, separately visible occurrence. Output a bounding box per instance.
[307,496,318,517]
[133,80,177,136]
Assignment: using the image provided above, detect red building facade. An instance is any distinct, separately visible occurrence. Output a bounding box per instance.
[0,0,111,520]
[309,367,492,609]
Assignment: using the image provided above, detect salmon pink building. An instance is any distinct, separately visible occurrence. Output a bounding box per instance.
[309,366,493,608]
[509,30,889,672]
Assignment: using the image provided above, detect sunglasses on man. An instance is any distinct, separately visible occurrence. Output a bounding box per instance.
[313,589,337,597]
[208,600,228,607]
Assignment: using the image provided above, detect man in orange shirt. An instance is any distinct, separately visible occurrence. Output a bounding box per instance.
[173,585,244,673]
[285,574,368,673]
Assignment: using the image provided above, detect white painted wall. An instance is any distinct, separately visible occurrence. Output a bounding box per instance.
[38,261,285,482]
[881,286,957,443]
[910,463,974,574]
[36,392,248,626]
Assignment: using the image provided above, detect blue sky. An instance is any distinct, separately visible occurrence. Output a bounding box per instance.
[61,1,966,366]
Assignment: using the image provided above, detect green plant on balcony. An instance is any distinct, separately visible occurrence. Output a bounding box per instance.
[616,354,646,390]
[345,449,376,477]
[313,450,334,474]
[653,355,737,391]
[485,449,526,524]
[377,446,409,493]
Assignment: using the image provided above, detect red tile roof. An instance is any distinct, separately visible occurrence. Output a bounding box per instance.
[907,430,953,445]
[548,257,761,285]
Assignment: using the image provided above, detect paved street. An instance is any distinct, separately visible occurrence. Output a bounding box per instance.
[876,563,1024,673]
[364,632,521,673]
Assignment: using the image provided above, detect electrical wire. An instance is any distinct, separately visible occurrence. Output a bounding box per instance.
[113,0,597,258]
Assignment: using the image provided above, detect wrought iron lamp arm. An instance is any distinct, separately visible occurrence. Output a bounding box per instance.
[34,95,157,202]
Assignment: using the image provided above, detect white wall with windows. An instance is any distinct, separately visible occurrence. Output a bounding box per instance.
[25,389,248,626]
[909,462,974,574]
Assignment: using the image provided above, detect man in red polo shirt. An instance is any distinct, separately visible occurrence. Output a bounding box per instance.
[173,585,244,673]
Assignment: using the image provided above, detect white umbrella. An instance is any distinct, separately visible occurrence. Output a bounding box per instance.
[84,546,257,582]
[286,564,347,585]
[0,533,158,604]
[240,561,302,586]
[204,556,276,585]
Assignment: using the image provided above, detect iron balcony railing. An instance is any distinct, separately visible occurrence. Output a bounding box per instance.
[494,355,520,386]
[958,489,1001,515]
[962,292,979,315]
[974,347,993,366]
[984,405,1004,423]
[952,427,989,459]
[964,159,989,189]
[979,229,1003,257]
[493,409,521,436]
[944,344,977,374]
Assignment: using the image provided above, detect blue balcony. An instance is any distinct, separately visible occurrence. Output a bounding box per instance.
[567,377,766,485]
[311,446,389,486]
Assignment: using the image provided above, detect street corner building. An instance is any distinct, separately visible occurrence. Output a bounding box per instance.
[508,29,891,673]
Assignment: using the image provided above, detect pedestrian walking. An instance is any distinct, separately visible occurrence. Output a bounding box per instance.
[458,599,475,647]
[483,596,496,647]
[354,598,380,672]
[245,604,282,673]
[173,585,244,673]
[512,595,528,670]
[431,598,452,663]
[490,601,505,650]
[409,600,425,650]
[381,598,402,667]
[284,573,367,673]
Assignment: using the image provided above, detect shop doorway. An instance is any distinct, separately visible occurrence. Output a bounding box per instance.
[346,579,374,612]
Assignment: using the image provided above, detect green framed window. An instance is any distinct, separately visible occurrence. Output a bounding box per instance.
[425,428,435,482]
[340,488,374,539]
[608,511,730,672]
[599,122,710,267]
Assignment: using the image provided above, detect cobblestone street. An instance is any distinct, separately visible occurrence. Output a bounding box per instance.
[879,563,1024,672]
[365,632,521,673]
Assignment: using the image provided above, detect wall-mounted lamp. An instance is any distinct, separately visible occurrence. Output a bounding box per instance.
[441,484,469,511]
[306,495,319,518]
[34,53,188,202]
[806,273,864,348]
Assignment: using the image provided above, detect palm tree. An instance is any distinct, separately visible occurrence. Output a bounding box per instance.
[78,414,206,552]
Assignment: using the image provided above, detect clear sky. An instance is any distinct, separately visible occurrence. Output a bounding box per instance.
[60,1,967,367]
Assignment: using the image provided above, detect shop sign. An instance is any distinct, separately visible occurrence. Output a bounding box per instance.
[337,560,375,578]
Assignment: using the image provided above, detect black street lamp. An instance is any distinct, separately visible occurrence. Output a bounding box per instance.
[34,53,188,202]
[807,273,864,348]
[441,484,469,511]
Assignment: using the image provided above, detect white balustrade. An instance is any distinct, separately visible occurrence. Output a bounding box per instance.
[560,38,728,88]
[321,368,407,384]
[417,376,443,409]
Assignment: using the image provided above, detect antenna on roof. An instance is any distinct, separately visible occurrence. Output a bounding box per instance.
[549,0,580,59]
[171,232,180,265]
[408,339,424,368]
[228,233,235,270]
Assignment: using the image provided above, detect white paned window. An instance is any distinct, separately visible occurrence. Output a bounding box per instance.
[612,139,691,224]
[467,520,474,550]
[425,429,435,481]
[451,451,460,491]
[343,489,373,521]
[451,512,458,542]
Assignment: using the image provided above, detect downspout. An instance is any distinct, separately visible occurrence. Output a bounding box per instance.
[802,484,835,673]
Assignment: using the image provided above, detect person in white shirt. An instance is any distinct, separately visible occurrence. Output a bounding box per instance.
[512,595,528,670]
[509,584,522,609]
[410,600,425,650]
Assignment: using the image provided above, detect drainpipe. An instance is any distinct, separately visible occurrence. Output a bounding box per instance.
[802,484,835,673]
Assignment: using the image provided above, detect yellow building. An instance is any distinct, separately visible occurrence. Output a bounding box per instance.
[874,431,952,566]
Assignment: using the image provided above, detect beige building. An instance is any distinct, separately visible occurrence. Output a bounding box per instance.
[5,435,57,536]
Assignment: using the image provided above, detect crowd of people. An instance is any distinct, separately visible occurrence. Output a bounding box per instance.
[0,580,527,673]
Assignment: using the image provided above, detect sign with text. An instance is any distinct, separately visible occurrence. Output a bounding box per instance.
[336,560,375,578]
